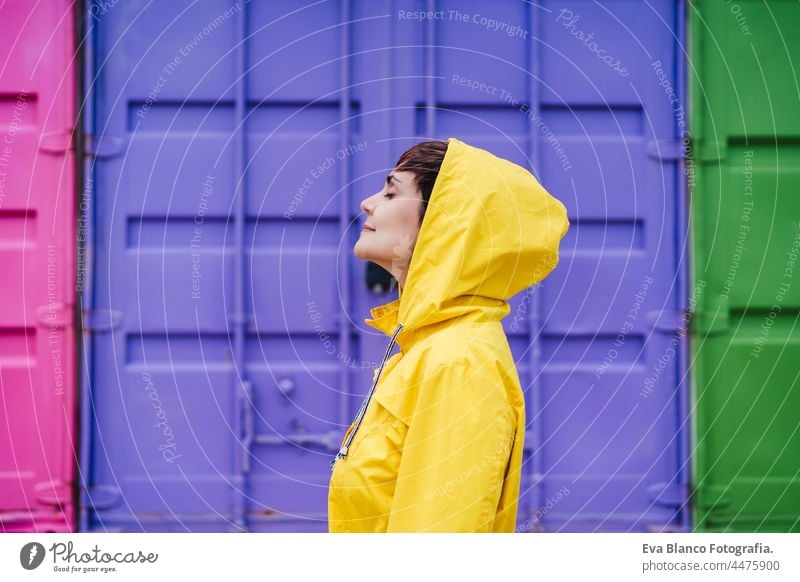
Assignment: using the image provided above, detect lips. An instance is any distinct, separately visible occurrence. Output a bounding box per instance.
[363,224,375,231]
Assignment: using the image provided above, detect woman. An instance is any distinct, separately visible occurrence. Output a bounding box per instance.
[328,137,569,532]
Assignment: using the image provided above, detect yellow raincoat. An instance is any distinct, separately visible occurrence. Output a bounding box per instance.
[328,137,569,532]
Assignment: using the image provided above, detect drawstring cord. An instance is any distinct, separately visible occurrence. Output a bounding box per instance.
[330,323,404,470]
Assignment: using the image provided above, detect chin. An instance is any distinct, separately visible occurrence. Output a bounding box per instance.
[353,241,368,260]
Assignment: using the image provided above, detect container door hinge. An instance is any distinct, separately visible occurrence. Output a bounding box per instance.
[35,480,72,506]
[81,485,122,510]
[36,303,73,328]
[84,134,126,158]
[38,130,74,154]
[647,481,689,507]
[82,309,122,332]
[695,139,727,162]
[646,138,687,161]
[694,485,732,510]
[691,294,730,335]
[646,309,689,333]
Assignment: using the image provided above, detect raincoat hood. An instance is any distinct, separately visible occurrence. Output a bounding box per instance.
[365,137,570,349]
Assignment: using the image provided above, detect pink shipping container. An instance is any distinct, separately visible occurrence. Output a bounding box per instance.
[0,0,77,531]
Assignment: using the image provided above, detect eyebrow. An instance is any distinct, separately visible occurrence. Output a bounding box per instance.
[386,173,403,186]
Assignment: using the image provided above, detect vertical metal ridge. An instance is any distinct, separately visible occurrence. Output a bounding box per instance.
[77,0,96,533]
[425,0,436,137]
[525,0,544,532]
[686,1,704,443]
[388,0,395,141]
[675,0,691,533]
[337,0,353,428]
[232,0,248,532]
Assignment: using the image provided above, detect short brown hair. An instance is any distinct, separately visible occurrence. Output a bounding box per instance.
[394,140,448,226]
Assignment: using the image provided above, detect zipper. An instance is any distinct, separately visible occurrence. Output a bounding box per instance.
[330,323,403,470]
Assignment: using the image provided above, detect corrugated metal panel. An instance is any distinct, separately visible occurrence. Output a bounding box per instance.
[82,0,689,532]
[0,0,77,533]
[689,0,800,532]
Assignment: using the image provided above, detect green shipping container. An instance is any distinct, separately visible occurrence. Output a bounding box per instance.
[689,0,800,532]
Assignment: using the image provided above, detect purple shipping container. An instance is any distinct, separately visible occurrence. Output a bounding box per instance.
[80,0,689,532]
[0,0,77,532]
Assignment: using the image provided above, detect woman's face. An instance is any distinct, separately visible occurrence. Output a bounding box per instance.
[354,170,422,282]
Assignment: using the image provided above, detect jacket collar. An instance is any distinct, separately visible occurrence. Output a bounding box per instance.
[364,295,512,353]
[363,298,417,352]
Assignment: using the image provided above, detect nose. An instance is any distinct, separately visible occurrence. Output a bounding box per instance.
[360,191,378,215]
